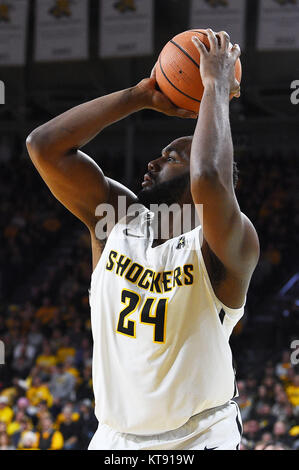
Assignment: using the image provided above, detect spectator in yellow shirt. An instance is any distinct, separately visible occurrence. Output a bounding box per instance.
[18,430,39,450]
[36,297,58,325]
[35,342,57,371]
[56,336,75,364]
[0,396,13,424]
[286,374,299,407]
[26,376,53,408]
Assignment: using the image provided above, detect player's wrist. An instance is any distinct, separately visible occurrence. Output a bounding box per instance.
[203,79,230,97]
[129,82,153,111]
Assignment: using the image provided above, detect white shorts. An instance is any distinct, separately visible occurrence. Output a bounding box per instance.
[88,400,242,450]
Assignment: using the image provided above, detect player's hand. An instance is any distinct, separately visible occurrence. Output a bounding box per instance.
[136,65,198,119]
[192,29,241,99]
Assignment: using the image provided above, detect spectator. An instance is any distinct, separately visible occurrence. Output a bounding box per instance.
[0,432,15,450]
[272,420,294,448]
[56,336,76,364]
[285,374,299,408]
[35,341,57,371]
[14,397,30,415]
[27,321,44,351]
[48,363,76,404]
[18,430,38,450]
[58,404,80,450]
[36,415,64,450]
[13,336,36,364]
[275,350,292,382]
[26,376,53,408]
[0,396,13,424]
[235,385,253,421]
[7,410,26,437]
[251,402,276,434]
[77,399,97,449]
[36,297,59,325]
[75,365,93,402]
[272,391,294,420]
[242,420,261,450]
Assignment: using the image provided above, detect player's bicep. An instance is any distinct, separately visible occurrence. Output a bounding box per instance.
[27,146,110,227]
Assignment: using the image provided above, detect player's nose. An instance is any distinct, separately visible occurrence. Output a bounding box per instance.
[148,158,161,173]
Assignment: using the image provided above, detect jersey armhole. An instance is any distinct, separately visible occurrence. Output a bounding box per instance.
[194,228,246,319]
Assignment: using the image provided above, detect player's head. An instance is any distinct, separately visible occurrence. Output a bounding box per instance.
[137,135,238,208]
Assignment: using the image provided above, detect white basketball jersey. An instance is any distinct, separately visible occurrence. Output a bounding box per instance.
[89,205,245,436]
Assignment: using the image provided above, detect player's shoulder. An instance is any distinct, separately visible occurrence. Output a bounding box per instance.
[106,177,138,208]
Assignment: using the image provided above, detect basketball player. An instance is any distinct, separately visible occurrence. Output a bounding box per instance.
[26,29,259,450]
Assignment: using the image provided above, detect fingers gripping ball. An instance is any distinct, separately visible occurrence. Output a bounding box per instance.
[155,29,242,113]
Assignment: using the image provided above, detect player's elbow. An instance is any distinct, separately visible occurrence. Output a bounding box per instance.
[26,128,50,162]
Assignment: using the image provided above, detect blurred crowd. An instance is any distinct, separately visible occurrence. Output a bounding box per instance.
[236,354,299,450]
[0,135,298,450]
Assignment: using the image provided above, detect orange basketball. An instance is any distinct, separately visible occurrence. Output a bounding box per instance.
[155,29,242,113]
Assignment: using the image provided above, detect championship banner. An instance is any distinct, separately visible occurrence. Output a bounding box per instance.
[34,0,89,62]
[189,0,246,49]
[0,0,28,66]
[257,0,299,50]
[99,0,153,58]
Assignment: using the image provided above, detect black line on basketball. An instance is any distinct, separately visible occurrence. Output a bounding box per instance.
[170,40,200,69]
[158,55,201,104]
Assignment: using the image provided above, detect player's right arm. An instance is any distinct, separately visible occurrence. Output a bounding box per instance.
[26,78,195,231]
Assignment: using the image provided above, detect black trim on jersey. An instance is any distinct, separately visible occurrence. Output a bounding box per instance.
[232,357,239,399]
[219,308,225,324]
[232,401,243,439]
[233,378,238,399]
[236,410,243,437]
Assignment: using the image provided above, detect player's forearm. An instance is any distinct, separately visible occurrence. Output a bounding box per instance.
[190,81,234,189]
[27,86,148,155]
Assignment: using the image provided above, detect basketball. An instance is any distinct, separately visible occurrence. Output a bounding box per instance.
[155,29,242,113]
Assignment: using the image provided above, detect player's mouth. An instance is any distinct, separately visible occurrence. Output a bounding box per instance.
[142,173,155,187]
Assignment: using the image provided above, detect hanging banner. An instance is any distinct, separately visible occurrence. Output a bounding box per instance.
[189,0,246,49]
[99,0,153,58]
[34,0,89,62]
[257,0,299,50]
[0,0,28,66]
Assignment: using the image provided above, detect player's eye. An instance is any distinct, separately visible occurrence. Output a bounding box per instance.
[167,156,176,162]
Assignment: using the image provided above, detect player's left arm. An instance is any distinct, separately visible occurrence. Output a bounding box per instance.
[190,29,260,279]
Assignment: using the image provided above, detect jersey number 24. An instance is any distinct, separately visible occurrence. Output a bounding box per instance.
[116,289,168,343]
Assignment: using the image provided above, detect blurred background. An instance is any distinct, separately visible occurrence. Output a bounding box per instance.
[0,0,298,451]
